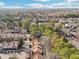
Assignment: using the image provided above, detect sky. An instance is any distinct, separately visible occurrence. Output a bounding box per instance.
[0,0,79,9]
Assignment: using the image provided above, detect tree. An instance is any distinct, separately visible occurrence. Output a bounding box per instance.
[21,18,30,30]
[70,54,79,59]
[43,28,53,37]
[29,25,40,36]
[52,32,78,59]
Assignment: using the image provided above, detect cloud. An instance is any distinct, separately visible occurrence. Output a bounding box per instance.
[33,0,49,2]
[52,3,66,6]
[27,4,51,8]
[27,2,79,9]
[0,2,5,6]
[27,3,68,9]
[66,0,79,2]
[65,0,79,7]
[66,0,79,3]
[1,6,23,9]
[0,2,23,9]
[50,3,68,8]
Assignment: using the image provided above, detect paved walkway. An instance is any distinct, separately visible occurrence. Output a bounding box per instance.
[0,52,29,59]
